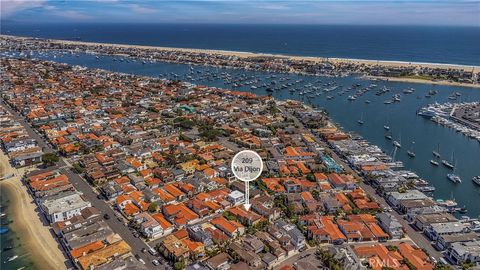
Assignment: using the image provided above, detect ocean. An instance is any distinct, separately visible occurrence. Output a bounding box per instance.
[1,23,480,66]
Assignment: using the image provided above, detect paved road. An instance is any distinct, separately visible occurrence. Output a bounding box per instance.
[1,100,163,269]
[280,106,444,261]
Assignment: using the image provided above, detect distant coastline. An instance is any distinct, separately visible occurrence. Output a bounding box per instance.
[1,34,479,88]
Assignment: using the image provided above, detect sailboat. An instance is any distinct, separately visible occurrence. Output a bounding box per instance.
[433,143,441,158]
[441,151,455,169]
[385,130,392,140]
[407,141,416,158]
[357,113,364,125]
[447,162,461,183]
[383,125,390,130]
[393,134,401,148]
[430,159,439,166]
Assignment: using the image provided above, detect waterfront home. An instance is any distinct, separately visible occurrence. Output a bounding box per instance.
[413,213,458,231]
[39,191,92,223]
[386,190,429,208]
[446,240,480,266]
[436,232,479,251]
[424,221,469,241]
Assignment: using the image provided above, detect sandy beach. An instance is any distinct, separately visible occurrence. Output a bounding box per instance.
[0,151,67,270]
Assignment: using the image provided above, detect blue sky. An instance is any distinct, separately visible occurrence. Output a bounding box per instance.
[1,0,479,26]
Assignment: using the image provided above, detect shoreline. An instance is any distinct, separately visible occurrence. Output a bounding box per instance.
[364,75,480,89]
[0,152,67,270]
[1,34,479,89]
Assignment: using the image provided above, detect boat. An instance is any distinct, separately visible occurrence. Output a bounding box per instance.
[430,159,439,166]
[447,173,461,183]
[385,133,392,140]
[403,88,415,94]
[365,100,371,104]
[433,143,441,158]
[407,141,416,158]
[417,186,435,193]
[383,125,390,130]
[442,160,454,169]
[6,255,18,262]
[447,162,461,183]
[441,151,455,169]
[357,113,364,125]
[393,134,401,148]
[472,176,480,186]
[436,198,458,211]
[0,226,9,234]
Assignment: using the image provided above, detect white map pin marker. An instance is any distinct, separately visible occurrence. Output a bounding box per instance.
[231,150,263,211]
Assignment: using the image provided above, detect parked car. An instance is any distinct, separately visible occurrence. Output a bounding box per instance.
[103,213,110,220]
[148,248,158,256]
[152,260,160,266]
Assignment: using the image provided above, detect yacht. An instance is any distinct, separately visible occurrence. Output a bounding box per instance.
[447,173,461,183]
[441,151,455,169]
[472,176,480,186]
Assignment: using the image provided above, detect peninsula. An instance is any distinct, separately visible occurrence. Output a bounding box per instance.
[1,35,479,88]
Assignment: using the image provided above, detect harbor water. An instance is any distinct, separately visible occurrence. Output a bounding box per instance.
[0,186,35,270]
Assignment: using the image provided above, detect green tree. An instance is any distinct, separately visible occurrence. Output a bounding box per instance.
[148,202,159,213]
[42,153,59,166]
[174,261,185,270]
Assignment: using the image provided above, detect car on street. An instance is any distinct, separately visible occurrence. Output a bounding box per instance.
[148,248,159,256]
[103,213,110,220]
[141,248,147,253]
